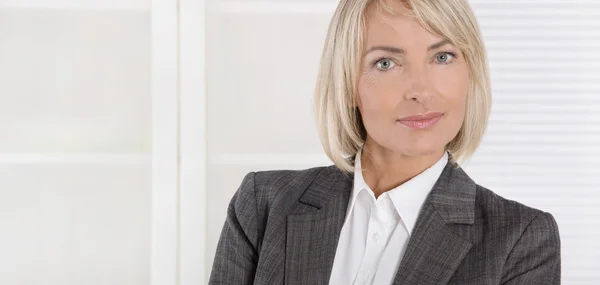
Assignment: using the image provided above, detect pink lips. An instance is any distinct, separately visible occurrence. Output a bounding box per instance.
[397,112,443,129]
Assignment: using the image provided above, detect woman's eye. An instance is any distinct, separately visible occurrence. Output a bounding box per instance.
[375,58,395,71]
[435,52,455,64]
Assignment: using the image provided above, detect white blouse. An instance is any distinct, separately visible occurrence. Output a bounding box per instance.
[328,149,449,285]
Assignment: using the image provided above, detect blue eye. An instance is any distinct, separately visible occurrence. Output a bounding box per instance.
[435,51,456,64]
[375,58,396,71]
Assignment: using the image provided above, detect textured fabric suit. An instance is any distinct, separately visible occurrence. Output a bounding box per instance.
[209,156,561,284]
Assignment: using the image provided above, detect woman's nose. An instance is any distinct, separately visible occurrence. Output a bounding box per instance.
[403,67,431,102]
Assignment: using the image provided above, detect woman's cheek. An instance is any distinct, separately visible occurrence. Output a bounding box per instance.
[359,73,378,96]
[362,91,390,118]
[435,64,468,95]
[358,74,382,109]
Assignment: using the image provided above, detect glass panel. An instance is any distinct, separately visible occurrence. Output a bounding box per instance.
[0,9,150,153]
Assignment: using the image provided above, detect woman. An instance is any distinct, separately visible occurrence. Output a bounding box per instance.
[209,0,561,284]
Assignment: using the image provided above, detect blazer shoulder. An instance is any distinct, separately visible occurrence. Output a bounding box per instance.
[251,165,329,203]
[475,184,553,223]
[230,166,327,212]
[474,185,561,283]
[474,184,559,243]
[238,166,336,216]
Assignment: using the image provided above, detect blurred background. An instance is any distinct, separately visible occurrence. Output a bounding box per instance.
[0,0,599,284]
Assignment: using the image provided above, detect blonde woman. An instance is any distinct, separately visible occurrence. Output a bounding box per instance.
[209,0,561,284]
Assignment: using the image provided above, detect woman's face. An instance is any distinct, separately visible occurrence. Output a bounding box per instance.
[357,2,469,157]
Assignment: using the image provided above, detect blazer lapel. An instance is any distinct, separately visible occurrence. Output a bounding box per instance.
[392,157,476,284]
[285,165,353,285]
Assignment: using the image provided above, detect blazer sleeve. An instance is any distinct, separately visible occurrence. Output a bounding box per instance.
[501,211,561,285]
[209,172,260,285]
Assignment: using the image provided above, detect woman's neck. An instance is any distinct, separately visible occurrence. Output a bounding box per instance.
[360,139,445,199]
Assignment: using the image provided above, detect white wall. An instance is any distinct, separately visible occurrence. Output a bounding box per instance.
[0,1,152,284]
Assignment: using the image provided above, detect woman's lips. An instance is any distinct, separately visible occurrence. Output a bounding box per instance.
[396,112,443,129]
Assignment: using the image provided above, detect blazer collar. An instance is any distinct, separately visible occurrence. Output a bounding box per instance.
[285,153,476,285]
[297,152,476,223]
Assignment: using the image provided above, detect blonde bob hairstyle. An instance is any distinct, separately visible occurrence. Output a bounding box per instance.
[313,0,492,173]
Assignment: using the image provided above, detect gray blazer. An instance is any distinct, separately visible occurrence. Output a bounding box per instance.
[209,156,561,284]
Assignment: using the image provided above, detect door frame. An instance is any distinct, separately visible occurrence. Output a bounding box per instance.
[151,0,207,284]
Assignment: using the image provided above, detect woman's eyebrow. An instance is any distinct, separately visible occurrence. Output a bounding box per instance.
[427,39,452,51]
[364,39,452,56]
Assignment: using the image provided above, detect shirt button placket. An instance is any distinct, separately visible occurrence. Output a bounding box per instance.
[373,232,381,243]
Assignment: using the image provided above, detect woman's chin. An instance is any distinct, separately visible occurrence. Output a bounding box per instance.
[390,141,444,157]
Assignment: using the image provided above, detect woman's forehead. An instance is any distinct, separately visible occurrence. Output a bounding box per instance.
[364,12,443,48]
